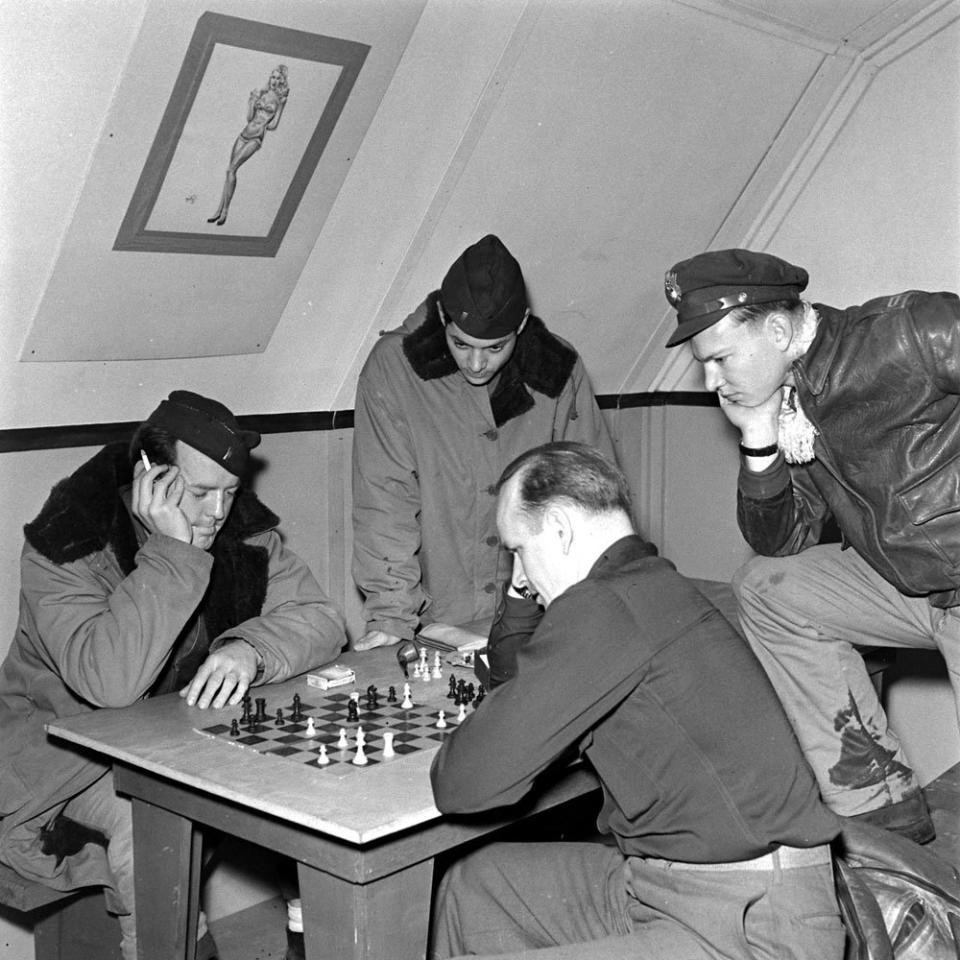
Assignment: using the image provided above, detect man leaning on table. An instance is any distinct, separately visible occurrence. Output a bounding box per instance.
[0,390,346,960]
[430,441,843,960]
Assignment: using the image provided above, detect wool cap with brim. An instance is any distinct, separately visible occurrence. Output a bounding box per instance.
[145,390,260,476]
[664,248,808,347]
[440,234,528,339]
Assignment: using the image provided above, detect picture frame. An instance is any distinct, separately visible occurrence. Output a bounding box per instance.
[113,12,369,257]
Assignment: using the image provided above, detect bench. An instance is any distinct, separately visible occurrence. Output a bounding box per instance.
[0,861,122,960]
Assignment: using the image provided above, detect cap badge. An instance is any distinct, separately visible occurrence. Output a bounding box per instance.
[664,271,681,304]
[738,291,748,303]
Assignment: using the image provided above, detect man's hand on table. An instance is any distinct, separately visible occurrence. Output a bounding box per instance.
[355,629,403,651]
[180,638,261,709]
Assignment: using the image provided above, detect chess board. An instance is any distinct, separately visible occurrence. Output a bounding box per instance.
[196,691,462,771]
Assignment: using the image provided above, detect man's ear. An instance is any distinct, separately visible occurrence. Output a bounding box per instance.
[766,312,794,352]
[544,503,574,554]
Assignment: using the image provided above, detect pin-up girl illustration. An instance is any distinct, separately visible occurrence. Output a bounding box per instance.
[208,64,290,226]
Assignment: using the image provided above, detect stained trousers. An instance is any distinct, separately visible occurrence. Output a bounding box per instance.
[430,841,843,960]
[733,543,960,816]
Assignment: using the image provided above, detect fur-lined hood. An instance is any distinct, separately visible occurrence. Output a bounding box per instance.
[401,292,577,427]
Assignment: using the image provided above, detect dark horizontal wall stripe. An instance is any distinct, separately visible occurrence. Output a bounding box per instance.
[0,392,718,453]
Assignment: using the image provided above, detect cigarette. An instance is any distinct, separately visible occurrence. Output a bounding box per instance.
[140,450,151,471]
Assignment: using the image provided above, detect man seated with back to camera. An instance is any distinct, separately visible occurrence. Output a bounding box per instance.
[0,390,346,960]
[429,441,843,960]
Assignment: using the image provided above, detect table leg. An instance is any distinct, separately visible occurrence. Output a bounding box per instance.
[131,797,201,960]
[298,857,435,960]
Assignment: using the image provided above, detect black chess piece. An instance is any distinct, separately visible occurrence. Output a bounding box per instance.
[230,719,240,737]
[240,695,251,723]
[447,676,457,700]
[275,708,285,726]
[255,697,267,723]
[291,694,303,722]
[347,700,359,723]
[387,685,397,703]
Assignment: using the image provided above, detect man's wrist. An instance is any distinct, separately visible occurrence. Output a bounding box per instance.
[222,636,264,680]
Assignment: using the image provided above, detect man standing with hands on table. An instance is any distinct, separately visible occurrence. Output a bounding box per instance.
[0,390,346,960]
[352,233,614,651]
[662,248,960,844]
[430,441,843,960]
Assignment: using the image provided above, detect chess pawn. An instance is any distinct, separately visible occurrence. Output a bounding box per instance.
[457,702,467,723]
[382,729,396,758]
[436,710,447,729]
[316,743,330,766]
[304,717,317,738]
[432,651,442,679]
[337,728,348,749]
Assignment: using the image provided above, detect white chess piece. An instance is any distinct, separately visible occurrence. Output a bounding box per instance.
[401,683,413,709]
[316,743,330,765]
[352,725,368,765]
[337,727,348,749]
[382,729,396,758]
[457,702,467,723]
[436,710,447,729]
[432,651,442,679]
[304,717,317,738]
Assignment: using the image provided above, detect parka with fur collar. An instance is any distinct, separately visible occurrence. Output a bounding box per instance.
[352,293,615,640]
[0,442,345,892]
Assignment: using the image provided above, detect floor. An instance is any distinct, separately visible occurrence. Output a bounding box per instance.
[208,896,290,960]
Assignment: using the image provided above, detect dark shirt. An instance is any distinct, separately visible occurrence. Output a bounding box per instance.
[430,535,839,863]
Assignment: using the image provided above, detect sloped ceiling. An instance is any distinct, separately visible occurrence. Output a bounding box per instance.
[1,0,956,428]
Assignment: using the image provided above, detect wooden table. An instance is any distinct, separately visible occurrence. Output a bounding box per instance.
[47,648,600,960]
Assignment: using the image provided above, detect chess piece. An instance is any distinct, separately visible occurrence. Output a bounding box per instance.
[457,702,467,723]
[382,730,396,758]
[292,694,303,722]
[230,719,240,737]
[387,685,397,703]
[347,700,359,723]
[432,651,442,679]
[316,743,330,766]
[436,710,447,729]
[305,717,317,738]
[337,728,348,749]
[255,697,267,723]
[275,709,285,726]
[401,683,413,709]
[352,726,368,765]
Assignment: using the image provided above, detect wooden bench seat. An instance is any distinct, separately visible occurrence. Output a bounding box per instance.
[0,861,121,960]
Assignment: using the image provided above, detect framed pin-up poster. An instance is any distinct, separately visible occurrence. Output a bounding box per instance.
[22,1,426,361]
[113,13,368,257]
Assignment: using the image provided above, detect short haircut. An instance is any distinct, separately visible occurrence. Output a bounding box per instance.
[496,441,632,527]
[727,298,803,328]
[128,424,179,470]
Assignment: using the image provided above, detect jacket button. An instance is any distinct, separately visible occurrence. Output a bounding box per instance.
[486,484,497,495]
[483,582,496,594]
[484,429,499,441]
[486,535,499,546]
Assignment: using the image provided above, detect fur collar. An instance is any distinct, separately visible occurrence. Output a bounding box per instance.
[402,292,577,427]
[24,443,276,641]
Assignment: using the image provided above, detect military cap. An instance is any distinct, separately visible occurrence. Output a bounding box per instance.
[664,248,808,347]
[145,390,260,476]
[440,234,528,339]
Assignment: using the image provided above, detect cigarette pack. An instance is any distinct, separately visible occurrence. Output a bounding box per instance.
[307,664,356,690]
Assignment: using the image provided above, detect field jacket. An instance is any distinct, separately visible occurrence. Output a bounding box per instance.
[352,292,615,639]
[0,443,345,891]
[738,290,960,607]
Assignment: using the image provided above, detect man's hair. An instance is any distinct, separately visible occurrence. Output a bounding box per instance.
[496,441,632,527]
[128,424,179,469]
[726,298,804,329]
